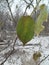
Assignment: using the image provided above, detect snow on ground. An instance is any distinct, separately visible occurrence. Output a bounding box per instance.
[0,36,49,65]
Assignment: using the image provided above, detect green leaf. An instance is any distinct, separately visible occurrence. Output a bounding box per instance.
[16,16,35,45]
[40,4,45,9]
[33,52,41,61]
[0,22,3,26]
[35,5,48,36]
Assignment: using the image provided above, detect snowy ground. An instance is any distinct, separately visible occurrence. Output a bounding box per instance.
[0,36,49,65]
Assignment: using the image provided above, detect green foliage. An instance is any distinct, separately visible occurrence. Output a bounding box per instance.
[16,4,48,45]
[33,52,41,61]
[16,16,35,45]
[35,4,48,36]
[40,4,45,9]
[0,22,3,26]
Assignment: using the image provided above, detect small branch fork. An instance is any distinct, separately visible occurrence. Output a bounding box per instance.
[23,0,41,15]
[23,0,34,15]
[31,0,41,15]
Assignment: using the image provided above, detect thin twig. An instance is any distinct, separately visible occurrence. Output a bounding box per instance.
[23,6,28,15]
[0,40,10,45]
[16,43,41,46]
[23,0,34,15]
[38,54,49,65]
[0,50,14,65]
[6,0,16,24]
[29,0,34,8]
[0,41,11,52]
[31,0,41,15]
[13,36,18,50]
[0,36,18,65]
[23,0,29,4]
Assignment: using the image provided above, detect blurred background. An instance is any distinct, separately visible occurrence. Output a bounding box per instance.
[0,0,49,65]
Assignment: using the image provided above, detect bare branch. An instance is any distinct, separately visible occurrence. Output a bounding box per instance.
[23,0,29,4]
[31,0,41,15]
[0,40,10,45]
[6,0,17,24]
[0,50,14,65]
[0,40,12,52]
[23,5,28,15]
[23,0,34,15]
[0,36,18,65]
[17,43,41,46]
[38,54,49,65]
[29,0,34,8]
[13,36,18,50]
